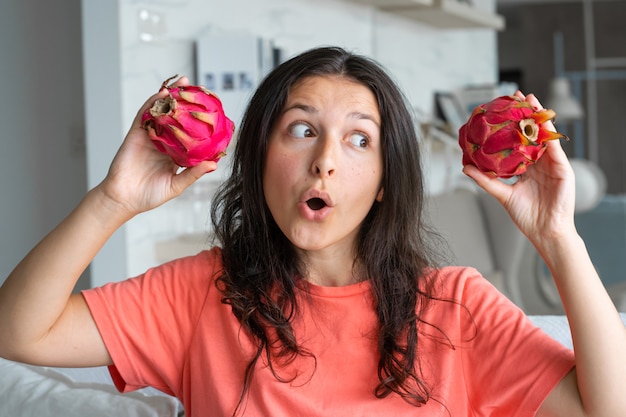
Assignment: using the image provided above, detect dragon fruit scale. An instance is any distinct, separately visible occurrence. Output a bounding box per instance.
[458,95,566,178]
[141,77,235,168]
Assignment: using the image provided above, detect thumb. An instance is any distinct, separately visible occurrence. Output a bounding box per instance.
[171,161,218,194]
[463,164,512,205]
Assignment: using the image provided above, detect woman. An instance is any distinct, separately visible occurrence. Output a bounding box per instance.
[0,46,624,417]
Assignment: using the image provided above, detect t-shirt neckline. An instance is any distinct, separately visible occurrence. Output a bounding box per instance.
[295,278,372,298]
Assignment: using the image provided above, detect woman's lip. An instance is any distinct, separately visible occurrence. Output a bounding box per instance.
[297,189,334,220]
[298,201,332,221]
[301,189,334,207]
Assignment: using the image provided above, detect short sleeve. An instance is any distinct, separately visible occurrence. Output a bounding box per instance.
[457,268,575,416]
[81,248,223,396]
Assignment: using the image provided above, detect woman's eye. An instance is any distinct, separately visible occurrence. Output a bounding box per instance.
[289,122,315,138]
[348,132,370,148]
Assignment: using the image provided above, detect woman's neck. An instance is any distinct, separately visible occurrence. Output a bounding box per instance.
[297,247,366,287]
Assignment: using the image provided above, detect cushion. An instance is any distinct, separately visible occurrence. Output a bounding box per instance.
[426,188,497,278]
[530,312,626,349]
[0,358,179,417]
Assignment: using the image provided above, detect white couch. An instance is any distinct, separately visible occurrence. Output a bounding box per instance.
[426,186,563,315]
[0,358,180,417]
[427,186,626,315]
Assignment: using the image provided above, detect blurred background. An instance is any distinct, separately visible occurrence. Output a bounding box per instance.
[1,0,624,314]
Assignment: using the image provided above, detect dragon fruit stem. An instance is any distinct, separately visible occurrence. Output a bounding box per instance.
[160,74,179,91]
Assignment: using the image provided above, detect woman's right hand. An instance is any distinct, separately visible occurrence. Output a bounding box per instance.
[98,76,218,219]
[0,77,217,367]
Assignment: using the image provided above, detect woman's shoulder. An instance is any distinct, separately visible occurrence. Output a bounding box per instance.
[422,265,508,312]
[424,265,485,293]
[419,265,530,348]
[151,246,225,290]
[92,246,226,298]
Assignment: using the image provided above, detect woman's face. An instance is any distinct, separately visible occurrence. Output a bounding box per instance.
[263,75,384,258]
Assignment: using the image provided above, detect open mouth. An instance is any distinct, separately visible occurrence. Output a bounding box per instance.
[306,198,327,211]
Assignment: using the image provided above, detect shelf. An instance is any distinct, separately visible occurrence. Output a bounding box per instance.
[345,0,433,5]
[344,0,506,30]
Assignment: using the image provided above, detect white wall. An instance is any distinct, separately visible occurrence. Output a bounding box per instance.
[0,0,89,289]
[116,0,499,126]
[81,1,128,290]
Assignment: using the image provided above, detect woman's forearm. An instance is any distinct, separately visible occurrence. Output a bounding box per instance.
[540,232,626,416]
[0,185,131,359]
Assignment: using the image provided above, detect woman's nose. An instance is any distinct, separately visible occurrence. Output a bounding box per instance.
[311,135,337,178]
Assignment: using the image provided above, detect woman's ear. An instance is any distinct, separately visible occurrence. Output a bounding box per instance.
[376,188,384,202]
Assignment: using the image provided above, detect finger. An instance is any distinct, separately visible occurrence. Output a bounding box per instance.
[525,93,543,110]
[544,137,570,166]
[189,160,218,177]
[170,75,190,88]
[171,161,218,195]
[515,92,543,112]
[462,164,511,205]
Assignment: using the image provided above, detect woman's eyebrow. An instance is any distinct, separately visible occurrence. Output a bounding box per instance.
[283,104,380,127]
[282,103,318,115]
[348,111,380,127]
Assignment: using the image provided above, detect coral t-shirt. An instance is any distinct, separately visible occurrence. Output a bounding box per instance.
[82,247,574,417]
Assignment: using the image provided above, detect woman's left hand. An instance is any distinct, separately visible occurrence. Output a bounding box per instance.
[466,92,626,417]
[462,91,577,250]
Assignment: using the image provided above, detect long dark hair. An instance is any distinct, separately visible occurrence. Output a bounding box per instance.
[211,46,441,414]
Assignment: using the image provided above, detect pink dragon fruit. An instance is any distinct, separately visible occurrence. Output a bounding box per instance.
[458,95,566,178]
[141,77,235,167]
